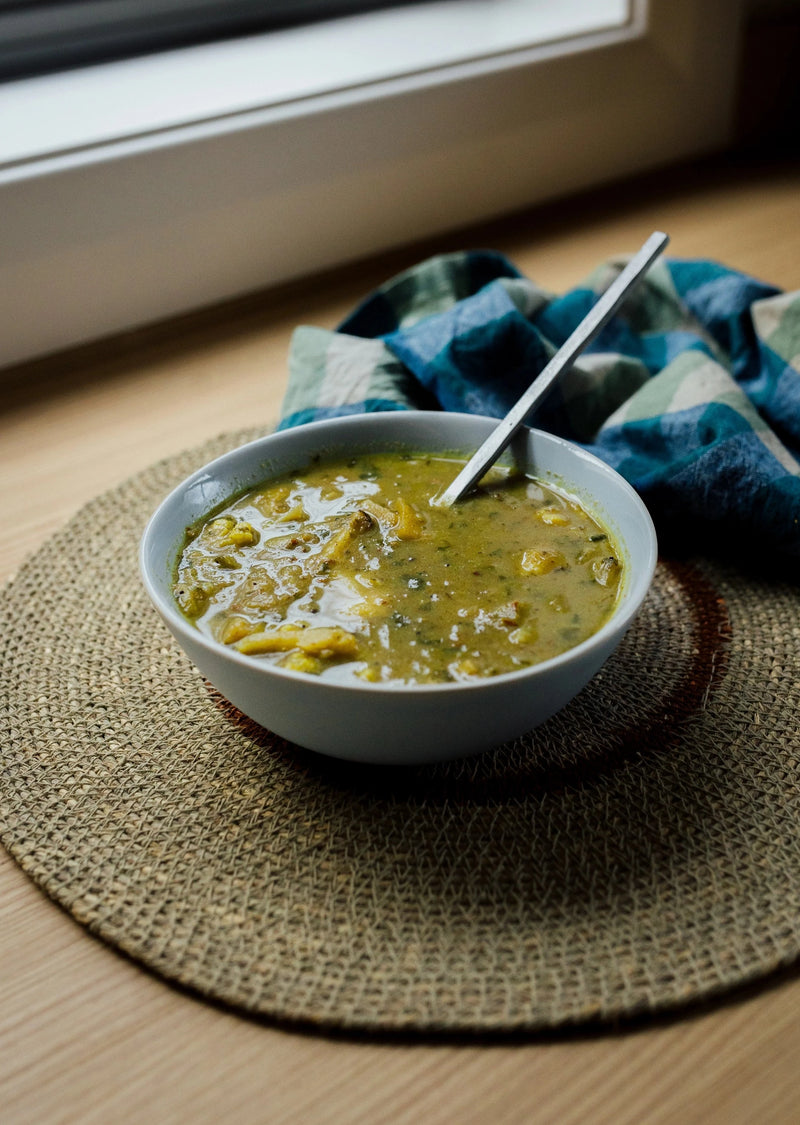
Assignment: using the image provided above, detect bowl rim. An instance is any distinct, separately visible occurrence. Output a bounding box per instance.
[139,412,658,696]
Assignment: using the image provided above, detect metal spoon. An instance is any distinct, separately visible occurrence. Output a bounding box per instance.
[434,230,669,507]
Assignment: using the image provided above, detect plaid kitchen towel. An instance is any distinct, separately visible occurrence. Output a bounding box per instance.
[279,250,800,559]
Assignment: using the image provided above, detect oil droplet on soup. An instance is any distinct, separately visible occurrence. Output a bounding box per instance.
[173,452,623,684]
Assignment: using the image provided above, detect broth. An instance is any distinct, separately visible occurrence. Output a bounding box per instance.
[173,451,623,684]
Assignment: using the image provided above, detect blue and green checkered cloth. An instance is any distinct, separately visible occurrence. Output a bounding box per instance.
[280,249,800,559]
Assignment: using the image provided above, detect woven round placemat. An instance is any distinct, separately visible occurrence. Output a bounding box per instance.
[2,429,800,1035]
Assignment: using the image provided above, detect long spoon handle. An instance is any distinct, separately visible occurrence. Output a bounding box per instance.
[435,230,669,508]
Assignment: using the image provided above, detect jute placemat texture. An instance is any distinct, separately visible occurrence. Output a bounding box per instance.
[2,429,799,1034]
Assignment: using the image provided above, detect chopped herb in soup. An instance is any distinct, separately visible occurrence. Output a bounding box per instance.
[173,452,623,684]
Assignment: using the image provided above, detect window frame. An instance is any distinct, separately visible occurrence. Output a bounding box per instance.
[0,0,744,366]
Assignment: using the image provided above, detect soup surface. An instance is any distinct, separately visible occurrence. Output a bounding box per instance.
[173,451,622,684]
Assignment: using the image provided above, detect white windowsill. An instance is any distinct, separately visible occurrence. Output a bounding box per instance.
[0,0,743,367]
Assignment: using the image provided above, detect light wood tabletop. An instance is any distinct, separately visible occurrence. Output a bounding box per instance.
[2,152,800,1125]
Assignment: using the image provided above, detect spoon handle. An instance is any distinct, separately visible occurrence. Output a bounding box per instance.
[435,230,669,508]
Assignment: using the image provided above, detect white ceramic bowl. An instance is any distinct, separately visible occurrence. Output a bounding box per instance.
[140,412,657,764]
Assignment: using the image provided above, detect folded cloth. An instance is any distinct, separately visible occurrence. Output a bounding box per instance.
[279,250,800,559]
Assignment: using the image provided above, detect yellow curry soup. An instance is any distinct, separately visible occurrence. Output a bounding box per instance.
[173,451,623,685]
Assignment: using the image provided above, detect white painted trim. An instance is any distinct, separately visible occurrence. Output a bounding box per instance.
[1,0,630,169]
[0,0,743,367]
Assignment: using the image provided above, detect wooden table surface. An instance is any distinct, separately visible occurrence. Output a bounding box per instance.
[2,152,800,1125]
